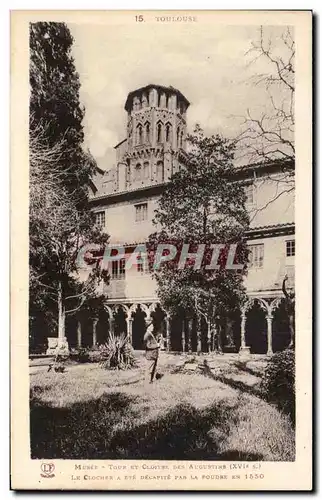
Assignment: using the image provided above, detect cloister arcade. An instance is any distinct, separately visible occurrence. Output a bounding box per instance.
[67,295,292,355]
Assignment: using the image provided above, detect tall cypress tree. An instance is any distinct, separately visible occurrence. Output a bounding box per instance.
[30,22,92,199]
[29,23,108,350]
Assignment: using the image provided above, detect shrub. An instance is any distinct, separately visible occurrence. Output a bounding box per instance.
[70,347,90,363]
[260,349,295,424]
[98,332,136,370]
[88,348,102,363]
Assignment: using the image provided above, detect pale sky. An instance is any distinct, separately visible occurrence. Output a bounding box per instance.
[70,23,289,170]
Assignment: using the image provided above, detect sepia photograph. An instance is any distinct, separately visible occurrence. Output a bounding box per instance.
[10,10,312,491]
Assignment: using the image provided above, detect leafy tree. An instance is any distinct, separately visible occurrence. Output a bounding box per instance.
[148,125,249,352]
[29,23,109,347]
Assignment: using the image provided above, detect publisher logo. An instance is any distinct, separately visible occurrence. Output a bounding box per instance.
[41,463,55,478]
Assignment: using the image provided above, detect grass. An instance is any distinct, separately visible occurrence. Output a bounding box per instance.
[30,353,295,461]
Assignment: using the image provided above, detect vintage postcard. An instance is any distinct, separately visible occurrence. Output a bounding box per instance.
[11,10,312,491]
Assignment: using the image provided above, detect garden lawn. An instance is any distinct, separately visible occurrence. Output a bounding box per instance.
[30,353,295,461]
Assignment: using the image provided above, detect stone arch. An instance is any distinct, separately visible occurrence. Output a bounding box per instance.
[180,130,184,148]
[136,123,143,145]
[134,162,142,181]
[141,93,148,107]
[156,121,163,143]
[270,297,291,352]
[112,303,129,316]
[165,122,172,143]
[104,304,113,320]
[112,304,129,337]
[133,96,141,111]
[269,297,283,314]
[176,126,180,146]
[242,297,269,315]
[243,298,269,354]
[156,160,164,183]
[143,160,149,179]
[148,302,158,316]
[131,303,148,350]
[144,121,150,144]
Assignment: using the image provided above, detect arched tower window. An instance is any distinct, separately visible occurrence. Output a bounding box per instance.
[135,163,142,181]
[126,158,131,185]
[165,123,172,143]
[176,127,180,147]
[157,122,163,143]
[156,160,164,183]
[133,96,141,111]
[141,93,148,107]
[143,161,149,179]
[180,131,184,148]
[136,124,143,145]
[145,122,150,144]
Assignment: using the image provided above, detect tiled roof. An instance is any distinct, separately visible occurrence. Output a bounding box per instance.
[247,222,295,231]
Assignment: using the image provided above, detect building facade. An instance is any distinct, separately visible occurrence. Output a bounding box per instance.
[84,84,295,355]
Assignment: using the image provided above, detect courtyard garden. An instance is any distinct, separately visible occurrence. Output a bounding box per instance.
[30,351,295,461]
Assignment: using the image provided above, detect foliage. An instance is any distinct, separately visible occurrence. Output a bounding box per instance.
[148,125,249,347]
[70,346,102,363]
[70,347,91,363]
[98,333,136,370]
[260,349,295,424]
[29,22,109,343]
[30,22,92,197]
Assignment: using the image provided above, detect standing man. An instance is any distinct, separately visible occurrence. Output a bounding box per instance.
[143,322,161,383]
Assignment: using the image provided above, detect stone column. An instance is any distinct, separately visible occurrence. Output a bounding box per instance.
[239,311,250,355]
[165,315,171,352]
[109,316,114,336]
[92,318,98,347]
[266,312,273,356]
[126,316,133,345]
[77,320,82,348]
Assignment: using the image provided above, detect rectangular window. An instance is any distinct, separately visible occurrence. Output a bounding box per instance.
[286,240,295,257]
[135,203,148,222]
[95,211,105,228]
[137,253,149,274]
[111,259,126,280]
[245,184,255,207]
[248,244,264,269]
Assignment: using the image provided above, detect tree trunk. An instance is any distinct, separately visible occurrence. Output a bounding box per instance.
[288,314,295,349]
[181,319,186,352]
[217,323,223,353]
[58,281,65,341]
[196,314,202,354]
[207,321,211,353]
[187,318,193,353]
